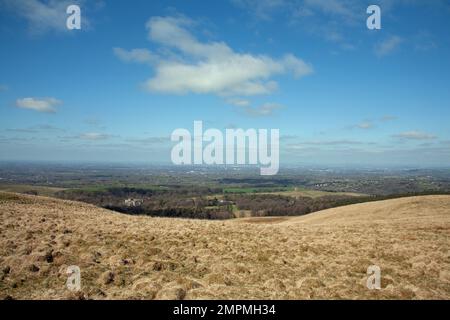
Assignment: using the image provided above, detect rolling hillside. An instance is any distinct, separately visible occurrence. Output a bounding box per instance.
[0,191,449,299]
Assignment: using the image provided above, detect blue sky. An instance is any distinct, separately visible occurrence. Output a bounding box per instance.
[0,0,449,166]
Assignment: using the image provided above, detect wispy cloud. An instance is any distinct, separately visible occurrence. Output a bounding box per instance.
[349,116,397,130]
[0,84,9,92]
[113,47,158,65]
[289,139,366,147]
[280,134,299,141]
[413,31,437,52]
[346,120,373,130]
[226,98,251,107]
[302,0,358,22]
[35,124,65,131]
[231,0,287,21]
[356,121,374,129]
[79,132,111,141]
[125,136,170,144]
[392,131,436,140]
[6,124,65,133]
[375,35,403,57]
[232,0,359,23]
[236,102,283,117]
[60,132,113,141]
[232,0,362,49]
[380,115,397,122]
[15,97,61,113]
[5,128,37,134]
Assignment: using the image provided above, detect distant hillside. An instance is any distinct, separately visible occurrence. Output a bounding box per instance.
[0,192,449,299]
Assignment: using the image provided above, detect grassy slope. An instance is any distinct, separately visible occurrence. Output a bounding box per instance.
[0,184,66,197]
[0,191,449,300]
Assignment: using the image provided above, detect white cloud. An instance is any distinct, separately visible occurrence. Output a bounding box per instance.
[117,16,313,96]
[375,35,403,57]
[1,0,88,34]
[282,53,314,78]
[113,47,158,65]
[392,131,436,140]
[15,97,61,113]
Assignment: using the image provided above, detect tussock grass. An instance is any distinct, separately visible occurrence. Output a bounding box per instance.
[0,191,449,300]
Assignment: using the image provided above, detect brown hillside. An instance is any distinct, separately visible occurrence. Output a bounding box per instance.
[0,192,449,299]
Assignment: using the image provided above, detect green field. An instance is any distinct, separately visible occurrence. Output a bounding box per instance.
[222,186,364,198]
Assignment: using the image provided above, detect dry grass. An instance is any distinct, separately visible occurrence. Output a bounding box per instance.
[0,184,66,197]
[0,191,449,300]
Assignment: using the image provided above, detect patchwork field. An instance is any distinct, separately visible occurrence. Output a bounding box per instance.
[257,189,365,198]
[0,191,449,299]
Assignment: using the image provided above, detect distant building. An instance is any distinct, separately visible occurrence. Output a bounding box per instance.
[218,199,234,206]
[124,198,143,207]
[315,183,329,187]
